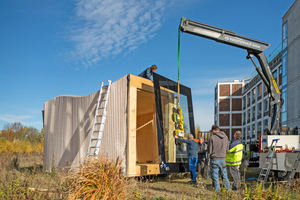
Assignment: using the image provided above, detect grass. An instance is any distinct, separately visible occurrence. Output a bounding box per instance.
[1,154,300,199]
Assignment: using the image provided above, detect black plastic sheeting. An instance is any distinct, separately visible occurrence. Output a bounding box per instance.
[153,73,195,174]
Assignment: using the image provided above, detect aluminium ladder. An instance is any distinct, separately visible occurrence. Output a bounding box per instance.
[258,139,280,183]
[287,150,300,187]
[86,80,111,158]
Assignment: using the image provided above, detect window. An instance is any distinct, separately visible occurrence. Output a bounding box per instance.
[247,93,250,105]
[215,87,218,98]
[243,127,246,139]
[247,126,250,137]
[243,96,246,107]
[279,66,282,75]
[252,88,256,101]
[281,87,287,125]
[243,112,246,123]
[258,121,262,133]
[282,51,287,86]
[258,102,262,116]
[252,106,256,119]
[282,21,287,50]
[273,70,277,83]
[252,124,255,136]
[247,109,250,121]
[258,83,262,97]
[264,119,269,131]
[264,98,269,112]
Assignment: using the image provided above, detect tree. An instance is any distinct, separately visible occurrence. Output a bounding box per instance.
[1,122,42,143]
[195,124,201,139]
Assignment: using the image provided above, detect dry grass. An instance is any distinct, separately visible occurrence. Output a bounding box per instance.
[65,156,132,200]
[1,153,300,200]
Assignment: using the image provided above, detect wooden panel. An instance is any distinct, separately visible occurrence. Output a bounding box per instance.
[164,104,176,162]
[127,86,137,176]
[129,74,153,92]
[136,89,158,166]
[137,164,160,175]
[44,76,128,174]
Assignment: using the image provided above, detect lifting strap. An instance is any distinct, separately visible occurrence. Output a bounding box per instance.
[177,17,184,106]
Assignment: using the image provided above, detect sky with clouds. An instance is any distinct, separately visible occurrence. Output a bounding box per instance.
[0,0,295,131]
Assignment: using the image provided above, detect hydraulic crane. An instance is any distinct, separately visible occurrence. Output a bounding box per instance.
[179,17,282,135]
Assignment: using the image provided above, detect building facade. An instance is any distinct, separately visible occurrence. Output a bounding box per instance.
[214,80,244,140]
[283,0,300,130]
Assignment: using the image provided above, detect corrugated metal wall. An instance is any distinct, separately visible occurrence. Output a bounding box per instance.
[43,76,128,174]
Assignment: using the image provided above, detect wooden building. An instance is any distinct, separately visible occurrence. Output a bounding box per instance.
[43,73,195,177]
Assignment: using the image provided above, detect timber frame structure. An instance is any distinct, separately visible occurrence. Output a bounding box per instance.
[43,73,195,177]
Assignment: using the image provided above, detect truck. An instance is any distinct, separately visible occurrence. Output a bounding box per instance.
[179,17,300,182]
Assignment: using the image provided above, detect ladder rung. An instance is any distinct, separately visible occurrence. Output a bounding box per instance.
[93,130,103,132]
[262,168,268,171]
[98,107,105,109]
[260,174,266,176]
[95,123,104,125]
[96,115,103,117]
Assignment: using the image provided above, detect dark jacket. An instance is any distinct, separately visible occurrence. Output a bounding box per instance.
[207,131,229,161]
[198,142,207,161]
[138,67,153,80]
[229,139,243,150]
[177,138,199,159]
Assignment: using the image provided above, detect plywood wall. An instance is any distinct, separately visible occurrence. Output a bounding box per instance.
[43,76,128,174]
[136,89,158,164]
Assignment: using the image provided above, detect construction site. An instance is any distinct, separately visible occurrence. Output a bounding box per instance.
[2,0,300,199]
[43,0,300,183]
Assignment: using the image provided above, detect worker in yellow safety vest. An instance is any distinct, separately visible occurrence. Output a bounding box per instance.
[226,131,244,190]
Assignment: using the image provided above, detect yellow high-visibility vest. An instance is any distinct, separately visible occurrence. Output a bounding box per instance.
[226,142,243,166]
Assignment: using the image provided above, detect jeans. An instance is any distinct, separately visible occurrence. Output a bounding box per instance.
[229,165,241,189]
[189,157,198,182]
[198,159,206,177]
[210,160,231,192]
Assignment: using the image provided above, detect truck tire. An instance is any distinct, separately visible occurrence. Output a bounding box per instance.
[276,170,290,181]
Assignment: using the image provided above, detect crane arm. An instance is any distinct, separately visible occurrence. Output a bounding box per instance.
[179,17,282,135]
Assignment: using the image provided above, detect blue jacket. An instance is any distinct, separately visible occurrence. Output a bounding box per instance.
[229,139,243,150]
[138,67,153,80]
[177,138,199,159]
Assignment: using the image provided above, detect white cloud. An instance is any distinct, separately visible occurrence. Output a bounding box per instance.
[67,0,168,67]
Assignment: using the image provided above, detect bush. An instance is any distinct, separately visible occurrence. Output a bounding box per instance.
[65,156,131,200]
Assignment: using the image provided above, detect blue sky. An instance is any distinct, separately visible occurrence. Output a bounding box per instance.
[0,0,295,131]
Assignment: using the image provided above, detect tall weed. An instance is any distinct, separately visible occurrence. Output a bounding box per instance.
[65,156,132,200]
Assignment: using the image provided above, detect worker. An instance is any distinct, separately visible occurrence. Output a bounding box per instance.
[138,64,157,80]
[226,131,244,190]
[175,134,199,183]
[207,125,231,192]
[197,136,207,178]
